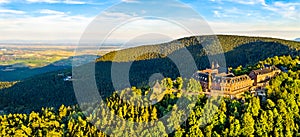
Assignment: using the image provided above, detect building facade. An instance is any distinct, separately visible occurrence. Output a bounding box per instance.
[249,66,281,86]
[194,65,281,97]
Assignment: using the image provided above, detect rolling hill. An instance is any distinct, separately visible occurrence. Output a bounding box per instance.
[0,35,299,113]
[98,35,300,62]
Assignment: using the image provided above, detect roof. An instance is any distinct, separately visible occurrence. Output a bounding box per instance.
[251,66,279,75]
[252,69,272,75]
[215,73,235,77]
[198,69,218,74]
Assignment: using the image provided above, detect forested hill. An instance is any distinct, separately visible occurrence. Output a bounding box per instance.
[0,55,300,136]
[0,35,299,113]
[98,35,300,62]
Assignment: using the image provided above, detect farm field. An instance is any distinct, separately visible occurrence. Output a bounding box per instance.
[0,45,118,81]
[0,45,117,68]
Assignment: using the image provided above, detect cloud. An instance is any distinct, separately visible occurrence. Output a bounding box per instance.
[211,7,255,18]
[231,0,266,6]
[39,9,66,15]
[207,20,300,40]
[0,0,10,4]
[0,0,299,42]
[101,18,196,44]
[121,0,140,3]
[0,13,93,42]
[213,10,221,17]
[211,0,300,20]
[0,9,26,14]
[63,0,86,4]
[26,0,86,4]
[26,0,59,3]
[210,0,266,5]
[263,2,300,20]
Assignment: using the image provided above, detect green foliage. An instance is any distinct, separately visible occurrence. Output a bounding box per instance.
[0,35,300,136]
[0,70,75,113]
[1,36,299,113]
[186,78,202,93]
[242,112,255,136]
[232,55,300,76]
[0,81,17,90]
[1,59,300,136]
[97,35,300,63]
[0,105,106,136]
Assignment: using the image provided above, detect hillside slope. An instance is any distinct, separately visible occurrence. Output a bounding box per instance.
[98,35,299,62]
[0,35,299,113]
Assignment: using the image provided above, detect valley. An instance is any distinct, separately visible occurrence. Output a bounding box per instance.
[0,45,117,81]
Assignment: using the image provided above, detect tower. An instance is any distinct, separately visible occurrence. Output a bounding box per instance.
[215,62,220,68]
[208,73,212,91]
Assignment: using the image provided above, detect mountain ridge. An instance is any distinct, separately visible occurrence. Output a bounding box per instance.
[0,35,299,113]
[98,35,300,62]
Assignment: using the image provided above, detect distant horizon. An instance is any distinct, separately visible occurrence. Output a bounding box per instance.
[0,34,299,46]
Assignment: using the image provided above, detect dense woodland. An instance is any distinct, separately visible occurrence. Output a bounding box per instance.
[0,55,300,136]
[232,55,300,76]
[0,35,299,113]
[98,35,300,63]
[0,35,300,136]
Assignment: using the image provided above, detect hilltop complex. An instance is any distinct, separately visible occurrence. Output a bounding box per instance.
[193,62,281,98]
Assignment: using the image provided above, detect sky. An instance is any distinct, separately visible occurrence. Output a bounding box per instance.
[0,0,299,43]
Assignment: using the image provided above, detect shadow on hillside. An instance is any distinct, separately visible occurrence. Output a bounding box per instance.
[93,41,299,98]
[223,41,299,68]
[0,41,299,113]
[0,55,97,81]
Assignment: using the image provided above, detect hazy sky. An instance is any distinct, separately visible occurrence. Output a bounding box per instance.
[0,0,299,43]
